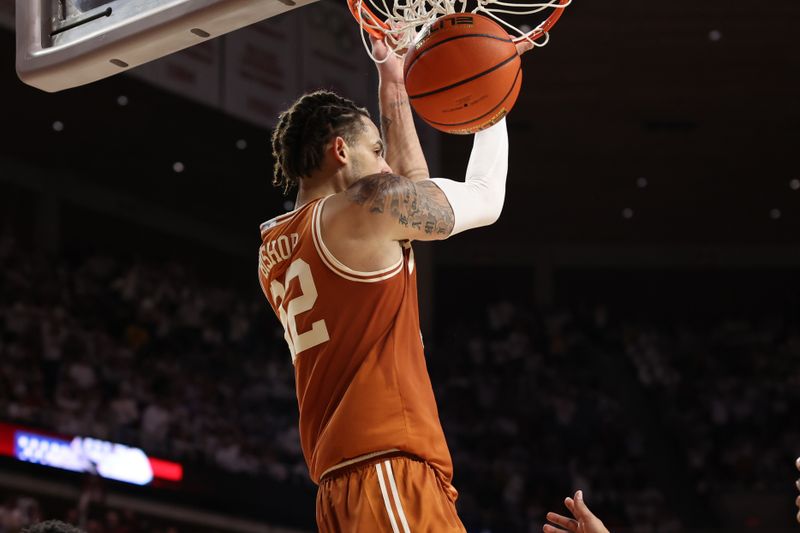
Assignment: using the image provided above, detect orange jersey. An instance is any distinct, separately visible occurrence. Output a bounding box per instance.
[258,196,454,492]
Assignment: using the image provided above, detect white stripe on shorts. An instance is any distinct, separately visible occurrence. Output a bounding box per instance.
[376,462,401,533]
[384,460,411,533]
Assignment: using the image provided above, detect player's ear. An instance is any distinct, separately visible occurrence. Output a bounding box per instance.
[331,136,348,165]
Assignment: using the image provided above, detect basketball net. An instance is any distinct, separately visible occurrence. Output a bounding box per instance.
[352,0,571,62]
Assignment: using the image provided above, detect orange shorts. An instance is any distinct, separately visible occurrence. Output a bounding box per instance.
[316,453,466,533]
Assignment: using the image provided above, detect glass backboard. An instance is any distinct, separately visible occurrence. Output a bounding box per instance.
[17,0,318,92]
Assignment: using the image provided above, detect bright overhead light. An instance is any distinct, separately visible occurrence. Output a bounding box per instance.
[117,95,129,106]
[709,30,722,42]
[52,121,64,132]
[622,208,634,219]
[236,139,248,150]
[790,179,800,191]
[173,162,185,173]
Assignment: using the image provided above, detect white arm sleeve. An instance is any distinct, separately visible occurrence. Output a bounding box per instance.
[431,118,508,236]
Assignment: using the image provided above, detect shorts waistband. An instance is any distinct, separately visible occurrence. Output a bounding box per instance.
[319,450,423,482]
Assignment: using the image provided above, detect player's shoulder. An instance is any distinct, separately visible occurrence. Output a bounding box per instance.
[326,172,419,224]
[325,173,451,242]
[344,172,418,211]
[322,174,411,241]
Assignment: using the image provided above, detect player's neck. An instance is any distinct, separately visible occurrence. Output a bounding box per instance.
[295,172,348,209]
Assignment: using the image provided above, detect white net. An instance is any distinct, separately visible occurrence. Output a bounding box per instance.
[354,0,571,62]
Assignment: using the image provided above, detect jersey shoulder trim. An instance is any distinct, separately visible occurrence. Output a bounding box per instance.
[311,197,404,283]
[260,211,294,235]
[259,201,317,237]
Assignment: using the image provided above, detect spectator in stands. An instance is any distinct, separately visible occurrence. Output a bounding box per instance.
[22,521,86,533]
[0,496,41,532]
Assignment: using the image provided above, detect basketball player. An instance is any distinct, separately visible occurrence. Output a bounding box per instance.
[259,35,530,531]
[544,490,611,533]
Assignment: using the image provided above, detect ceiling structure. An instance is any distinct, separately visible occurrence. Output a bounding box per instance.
[2,0,799,256]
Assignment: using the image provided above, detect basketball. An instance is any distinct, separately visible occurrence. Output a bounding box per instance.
[403,13,523,135]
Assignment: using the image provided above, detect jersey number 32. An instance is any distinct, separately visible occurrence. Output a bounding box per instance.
[270,258,330,362]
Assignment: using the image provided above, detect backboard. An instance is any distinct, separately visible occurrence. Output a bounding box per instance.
[16,0,319,93]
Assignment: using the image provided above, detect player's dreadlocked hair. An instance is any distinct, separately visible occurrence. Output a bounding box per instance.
[271,90,371,195]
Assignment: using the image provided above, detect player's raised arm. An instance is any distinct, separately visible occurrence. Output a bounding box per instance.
[334,115,508,242]
[431,116,508,236]
[323,34,510,244]
[372,36,430,182]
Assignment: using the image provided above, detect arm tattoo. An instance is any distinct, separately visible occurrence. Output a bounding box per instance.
[380,99,407,138]
[380,115,394,139]
[346,174,455,237]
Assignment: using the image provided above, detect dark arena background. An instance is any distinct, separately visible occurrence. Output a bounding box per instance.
[2,0,800,532]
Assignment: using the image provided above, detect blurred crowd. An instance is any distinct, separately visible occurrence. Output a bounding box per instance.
[1,234,798,532]
[0,235,307,484]
[0,495,41,533]
[622,315,800,496]
[433,301,682,533]
[0,475,185,533]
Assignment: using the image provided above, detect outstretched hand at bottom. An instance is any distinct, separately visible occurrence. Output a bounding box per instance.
[544,491,610,533]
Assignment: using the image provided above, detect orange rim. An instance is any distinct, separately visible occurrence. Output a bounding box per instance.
[347,0,391,39]
[347,0,569,45]
[511,0,570,45]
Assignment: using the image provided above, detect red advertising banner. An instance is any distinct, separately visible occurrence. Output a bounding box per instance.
[0,422,183,486]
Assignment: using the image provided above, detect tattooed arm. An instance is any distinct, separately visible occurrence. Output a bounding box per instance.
[325,115,508,245]
[321,39,506,251]
[344,173,454,241]
[322,172,454,247]
[373,36,430,182]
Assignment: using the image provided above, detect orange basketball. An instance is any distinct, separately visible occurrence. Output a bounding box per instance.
[403,13,522,135]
